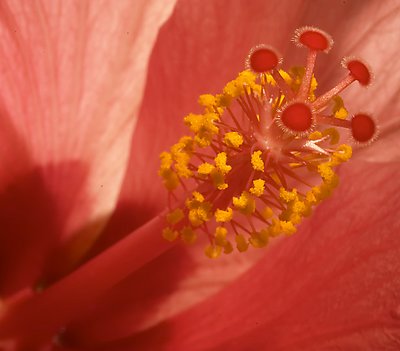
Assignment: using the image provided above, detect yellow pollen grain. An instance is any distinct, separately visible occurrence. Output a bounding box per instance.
[159,152,173,170]
[333,96,348,119]
[249,230,268,248]
[223,241,234,254]
[223,71,257,98]
[292,201,306,215]
[210,169,228,190]
[215,152,232,175]
[233,192,256,215]
[181,227,197,244]
[322,128,340,145]
[224,132,244,148]
[188,202,211,226]
[159,168,179,191]
[279,188,298,202]
[215,208,233,222]
[162,227,179,242]
[261,206,274,220]
[251,150,264,172]
[215,226,228,246]
[235,234,249,252]
[198,162,215,175]
[333,144,352,163]
[280,221,297,235]
[318,163,335,182]
[171,137,194,155]
[166,208,184,225]
[308,131,323,140]
[190,191,204,204]
[215,93,232,108]
[269,218,282,237]
[249,179,265,197]
[198,94,216,109]
[205,245,222,259]
[174,152,192,178]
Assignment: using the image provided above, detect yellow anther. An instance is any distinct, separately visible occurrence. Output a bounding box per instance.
[235,234,249,252]
[186,191,204,207]
[332,144,352,164]
[215,226,228,246]
[290,213,303,225]
[188,204,211,227]
[184,113,219,148]
[210,169,228,190]
[198,94,216,109]
[158,151,180,190]
[198,162,215,176]
[223,241,234,254]
[159,168,179,191]
[223,71,257,98]
[181,227,197,244]
[332,96,348,119]
[308,131,323,140]
[269,218,282,237]
[159,152,173,170]
[249,179,265,197]
[205,245,222,259]
[311,186,323,203]
[184,113,219,134]
[194,135,212,147]
[215,93,232,108]
[183,113,203,134]
[249,230,269,248]
[174,152,192,178]
[223,81,241,98]
[306,190,318,204]
[215,208,233,222]
[261,207,274,220]
[279,69,292,85]
[280,221,297,235]
[171,136,194,155]
[166,208,184,225]
[318,163,335,182]
[224,132,244,148]
[292,200,306,214]
[162,227,179,242]
[251,150,264,172]
[214,152,232,175]
[233,192,255,215]
[279,188,298,202]
[237,70,257,85]
[322,128,340,145]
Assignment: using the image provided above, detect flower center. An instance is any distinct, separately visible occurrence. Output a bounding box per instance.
[158,26,377,258]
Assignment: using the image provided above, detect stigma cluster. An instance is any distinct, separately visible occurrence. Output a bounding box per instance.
[159,26,376,258]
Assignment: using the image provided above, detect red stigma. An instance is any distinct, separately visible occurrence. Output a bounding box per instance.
[280,103,313,133]
[294,27,333,53]
[248,46,280,73]
[351,114,376,142]
[345,59,371,86]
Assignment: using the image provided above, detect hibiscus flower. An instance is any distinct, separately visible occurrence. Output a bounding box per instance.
[1,0,400,350]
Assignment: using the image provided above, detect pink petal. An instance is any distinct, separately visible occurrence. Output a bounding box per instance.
[0,0,176,295]
[105,160,400,350]
[97,0,399,250]
[82,0,400,343]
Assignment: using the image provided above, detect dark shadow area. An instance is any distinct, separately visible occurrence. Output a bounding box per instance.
[0,161,90,297]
